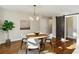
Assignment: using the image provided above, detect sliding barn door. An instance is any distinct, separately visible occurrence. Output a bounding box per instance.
[56,16,65,39]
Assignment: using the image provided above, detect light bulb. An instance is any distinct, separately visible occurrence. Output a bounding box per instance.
[29,17,34,21]
[36,16,39,21]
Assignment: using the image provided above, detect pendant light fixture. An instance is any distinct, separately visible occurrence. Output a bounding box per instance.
[29,5,39,21]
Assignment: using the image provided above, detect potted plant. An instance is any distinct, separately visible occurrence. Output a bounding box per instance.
[2,20,15,46]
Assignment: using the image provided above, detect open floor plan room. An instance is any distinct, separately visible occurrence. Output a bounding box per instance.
[0,5,78,54]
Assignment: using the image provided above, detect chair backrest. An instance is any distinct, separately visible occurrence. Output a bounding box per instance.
[27,38,40,47]
[48,34,53,39]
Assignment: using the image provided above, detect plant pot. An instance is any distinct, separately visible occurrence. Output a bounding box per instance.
[6,39,11,46]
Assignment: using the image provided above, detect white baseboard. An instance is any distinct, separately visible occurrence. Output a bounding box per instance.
[0,39,22,44]
[67,36,77,39]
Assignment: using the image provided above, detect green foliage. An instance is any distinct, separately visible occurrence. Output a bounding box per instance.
[2,20,15,31]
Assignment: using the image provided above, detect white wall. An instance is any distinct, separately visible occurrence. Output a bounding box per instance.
[48,19,53,33]
[0,9,56,44]
[40,18,49,34]
[40,17,56,36]
[52,17,56,37]
[0,9,40,44]
[77,15,79,45]
[31,19,40,32]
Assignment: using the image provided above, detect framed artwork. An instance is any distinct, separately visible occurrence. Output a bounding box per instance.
[20,20,30,30]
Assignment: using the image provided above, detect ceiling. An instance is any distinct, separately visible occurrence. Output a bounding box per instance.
[0,5,79,17]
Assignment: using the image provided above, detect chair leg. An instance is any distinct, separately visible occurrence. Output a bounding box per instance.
[38,48,40,54]
[39,51,40,54]
[26,49,27,54]
[43,39,46,50]
[50,40,52,50]
[20,39,23,49]
[20,38,27,49]
[40,39,46,51]
[43,43,45,51]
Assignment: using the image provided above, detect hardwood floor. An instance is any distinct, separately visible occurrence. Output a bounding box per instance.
[51,38,76,54]
[0,41,21,54]
[0,38,76,54]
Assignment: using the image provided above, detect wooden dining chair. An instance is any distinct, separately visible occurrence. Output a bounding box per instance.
[26,38,41,54]
[45,34,55,49]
